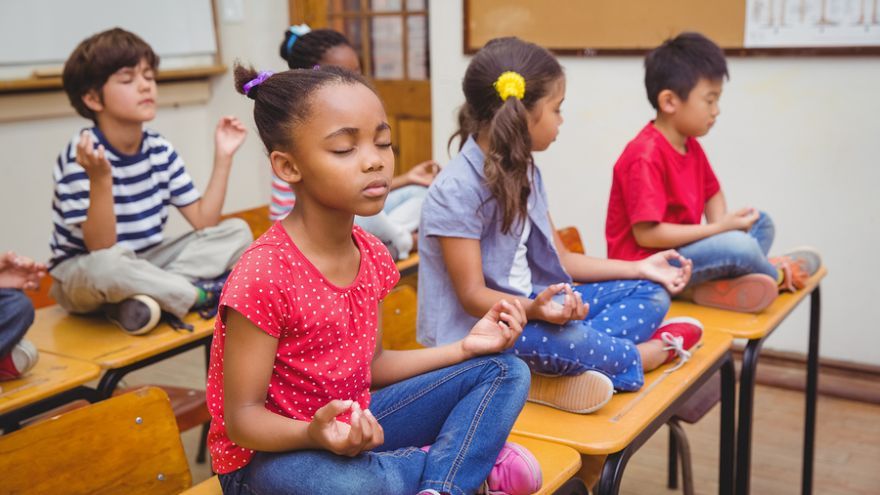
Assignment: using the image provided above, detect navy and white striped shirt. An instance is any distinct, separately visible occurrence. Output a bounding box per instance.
[49,127,201,269]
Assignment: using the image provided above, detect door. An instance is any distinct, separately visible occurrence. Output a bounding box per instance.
[289,0,433,176]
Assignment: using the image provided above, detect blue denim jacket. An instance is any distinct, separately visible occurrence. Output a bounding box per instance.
[417,136,571,346]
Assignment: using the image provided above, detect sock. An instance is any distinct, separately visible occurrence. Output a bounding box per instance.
[194,287,208,307]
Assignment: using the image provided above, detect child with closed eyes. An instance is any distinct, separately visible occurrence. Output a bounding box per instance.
[206,63,542,495]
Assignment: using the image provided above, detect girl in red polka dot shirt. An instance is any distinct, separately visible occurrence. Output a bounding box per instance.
[206,64,540,495]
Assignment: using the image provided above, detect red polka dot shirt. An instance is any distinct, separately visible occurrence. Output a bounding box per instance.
[206,222,400,474]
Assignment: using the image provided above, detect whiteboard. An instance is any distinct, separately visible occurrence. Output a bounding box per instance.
[0,0,217,80]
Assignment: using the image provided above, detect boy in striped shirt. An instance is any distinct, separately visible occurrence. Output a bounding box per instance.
[49,28,252,335]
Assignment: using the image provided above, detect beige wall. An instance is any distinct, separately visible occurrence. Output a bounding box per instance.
[430,2,880,365]
[0,0,290,259]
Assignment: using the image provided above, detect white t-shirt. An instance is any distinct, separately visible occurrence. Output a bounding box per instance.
[508,216,533,295]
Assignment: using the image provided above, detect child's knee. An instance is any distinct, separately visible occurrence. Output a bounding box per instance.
[488,353,531,388]
[80,246,134,282]
[639,281,671,311]
[715,231,764,259]
[1,289,35,325]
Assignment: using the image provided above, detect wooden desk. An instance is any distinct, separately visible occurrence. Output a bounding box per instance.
[513,329,736,495]
[668,267,827,495]
[28,306,214,398]
[0,352,100,430]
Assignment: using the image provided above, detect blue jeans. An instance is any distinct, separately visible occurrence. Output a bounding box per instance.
[677,211,777,288]
[0,289,34,358]
[514,280,670,392]
[219,354,530,495]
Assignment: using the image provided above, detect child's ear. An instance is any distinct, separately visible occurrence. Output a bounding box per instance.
[81,89,104,113]
[270,150,302,184]
[657,89,678,115]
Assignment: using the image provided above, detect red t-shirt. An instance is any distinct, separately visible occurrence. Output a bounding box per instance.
[605,122,721,261]
[206,222,400,474]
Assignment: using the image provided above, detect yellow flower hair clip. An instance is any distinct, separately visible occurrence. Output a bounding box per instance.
[494,71,526,101]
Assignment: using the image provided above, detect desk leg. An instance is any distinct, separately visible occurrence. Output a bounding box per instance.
[802,286,821,495]
[735,337,764,495]
[597,449,631,495]
[720,354,736,495]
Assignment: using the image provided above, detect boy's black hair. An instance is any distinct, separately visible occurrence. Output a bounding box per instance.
[279,28,353,69]
[644,32,728,110]
[62,28,160,122]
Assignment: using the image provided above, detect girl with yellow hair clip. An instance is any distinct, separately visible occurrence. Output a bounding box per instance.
[418,37,705,414]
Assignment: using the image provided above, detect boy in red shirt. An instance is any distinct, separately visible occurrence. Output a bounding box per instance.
[605,32,821,312]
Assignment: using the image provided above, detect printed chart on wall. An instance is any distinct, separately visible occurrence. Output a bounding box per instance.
[745,0,880,46]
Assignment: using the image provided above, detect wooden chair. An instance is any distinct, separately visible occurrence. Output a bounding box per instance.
[666,267,827,495]
[0,386,191,494]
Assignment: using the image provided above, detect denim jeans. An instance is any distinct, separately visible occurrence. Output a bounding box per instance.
[514,280,670,392]
[0,289,34,358]
[677,211,777,288]
[219,353,530,495]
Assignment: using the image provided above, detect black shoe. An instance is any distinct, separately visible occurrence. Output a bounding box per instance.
[104,295,161,335]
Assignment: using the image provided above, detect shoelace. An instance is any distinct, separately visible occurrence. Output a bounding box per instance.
[660,331,691,372]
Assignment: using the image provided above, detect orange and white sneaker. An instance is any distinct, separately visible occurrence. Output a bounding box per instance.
[770,247,823,292]
[0,339,39,381]
[693,273,778,313]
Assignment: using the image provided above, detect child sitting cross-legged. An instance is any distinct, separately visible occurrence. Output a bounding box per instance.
[605,32,822,313]
[206,63,542,495]
[49,28,253,335]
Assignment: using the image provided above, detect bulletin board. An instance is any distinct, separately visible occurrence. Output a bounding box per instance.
[464,0,880,55]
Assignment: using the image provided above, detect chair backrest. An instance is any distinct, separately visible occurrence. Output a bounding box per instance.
[381,286,423,350]
[0,386,192,494]
[557,226,586,255]
[221,204,273,239]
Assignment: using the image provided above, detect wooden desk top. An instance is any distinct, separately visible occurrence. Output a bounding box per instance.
[28,306,214,369]
[667,267,827,340]
[0,352,100,415]
[512,329,733,454]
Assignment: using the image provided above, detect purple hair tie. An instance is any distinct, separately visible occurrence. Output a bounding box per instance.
[312,64,321,70]
[243,71,274,96]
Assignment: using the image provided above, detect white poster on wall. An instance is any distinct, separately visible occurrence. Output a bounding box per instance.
[745,0,880,47]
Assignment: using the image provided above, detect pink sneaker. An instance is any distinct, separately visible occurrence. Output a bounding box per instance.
[0,339,39,381]
[486,441,542,495]
[650,317,703,369]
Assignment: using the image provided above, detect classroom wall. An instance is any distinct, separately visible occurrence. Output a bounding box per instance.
[0,0,291,259]
[430,2,880,365]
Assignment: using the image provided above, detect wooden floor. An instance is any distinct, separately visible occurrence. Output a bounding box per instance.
[126,347,880,494]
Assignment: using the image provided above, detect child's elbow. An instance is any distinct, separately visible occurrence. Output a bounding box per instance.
[632,224,662,249]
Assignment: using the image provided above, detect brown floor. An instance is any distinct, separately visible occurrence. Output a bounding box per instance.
[127,348,880,494]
